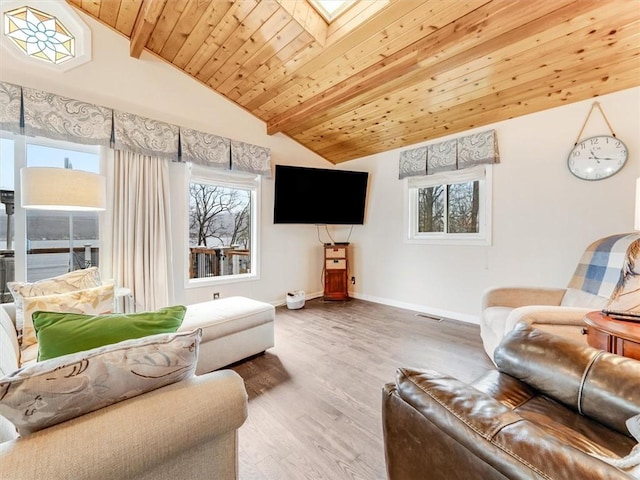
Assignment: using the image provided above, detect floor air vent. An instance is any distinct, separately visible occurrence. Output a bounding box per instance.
[415,313,443,322]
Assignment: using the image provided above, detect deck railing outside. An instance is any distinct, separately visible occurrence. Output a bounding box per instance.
[0,245,98,302]
[0,245,251,301]
[189,246,250,279]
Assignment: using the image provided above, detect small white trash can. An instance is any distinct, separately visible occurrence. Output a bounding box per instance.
[286,291,305,309]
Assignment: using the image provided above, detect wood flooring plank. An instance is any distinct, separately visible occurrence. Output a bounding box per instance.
[232,298,492,479]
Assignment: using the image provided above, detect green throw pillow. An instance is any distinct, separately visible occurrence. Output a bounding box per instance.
[33,305,187,361]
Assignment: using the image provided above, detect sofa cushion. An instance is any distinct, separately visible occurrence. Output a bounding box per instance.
[21,283,114,349]
[560,288,609,309]
[180,296,274,341]
[8,267,102,335]
[0,329,201,436]
[33,305,187,361]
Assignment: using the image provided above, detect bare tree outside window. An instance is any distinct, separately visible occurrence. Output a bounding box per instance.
[229,203,250,249]
[417,185,444,232]
[189,182,251,279]
[417,181,479,234]
[447,181,479,233]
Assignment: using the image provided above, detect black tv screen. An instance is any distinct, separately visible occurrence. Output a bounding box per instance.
[273,165,369,225]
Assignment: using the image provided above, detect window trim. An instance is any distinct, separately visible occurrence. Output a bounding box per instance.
[185,164,260,288]
[404,165,492,246]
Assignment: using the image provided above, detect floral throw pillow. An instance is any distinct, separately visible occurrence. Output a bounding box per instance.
[0,329,201,436]
[20,283,114,350]
[8,267,102,336]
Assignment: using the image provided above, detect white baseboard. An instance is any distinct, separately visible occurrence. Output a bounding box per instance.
[348,292,480,325]
[271,291,479,325]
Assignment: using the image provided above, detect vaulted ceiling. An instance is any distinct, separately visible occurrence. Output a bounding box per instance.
[67,0,640,164]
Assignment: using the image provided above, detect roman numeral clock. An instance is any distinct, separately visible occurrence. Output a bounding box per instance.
[567,102,628,181]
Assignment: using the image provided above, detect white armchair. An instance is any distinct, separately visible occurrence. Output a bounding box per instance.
[480,233,640,361]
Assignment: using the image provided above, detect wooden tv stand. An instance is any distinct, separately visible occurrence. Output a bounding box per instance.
[324,244,349,301]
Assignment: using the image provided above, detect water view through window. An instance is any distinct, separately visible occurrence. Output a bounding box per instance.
[0,137,100,300]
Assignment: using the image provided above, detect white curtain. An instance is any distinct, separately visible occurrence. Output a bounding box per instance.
[110,150,174,311]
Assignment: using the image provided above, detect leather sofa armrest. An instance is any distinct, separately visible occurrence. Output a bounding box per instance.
[481,287,566,310]
[495,322,640,436]
[0,370,248,480]
[388,367,627,480]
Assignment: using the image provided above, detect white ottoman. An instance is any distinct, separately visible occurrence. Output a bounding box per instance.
[179,296,275,374]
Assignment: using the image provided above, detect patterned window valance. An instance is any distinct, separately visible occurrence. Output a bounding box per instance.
[0,82,272,176]
[113,111,179,161]
[22,87,112,146]
[0,82,21,134]
[398,146,427,179]
[457,129,500,169]
[180,127,230,169]
[231,140,271,178]
[399,129,500,179]
[428,139,457,174]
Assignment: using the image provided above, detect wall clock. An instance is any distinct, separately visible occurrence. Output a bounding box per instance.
[567,135,628,181]
[568,101,628,181]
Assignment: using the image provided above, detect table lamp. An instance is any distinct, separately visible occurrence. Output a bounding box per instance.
[20,167,106,271]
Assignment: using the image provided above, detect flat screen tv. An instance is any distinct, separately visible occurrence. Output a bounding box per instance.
[273,165,369,225]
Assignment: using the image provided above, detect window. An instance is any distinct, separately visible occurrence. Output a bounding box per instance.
[405,165,492,245]
[0,138,15,301]
[4,6,75,64]
[0,134,101,286]
[187,165,259,285]
[0,2,91,71]
[309,0,355,22]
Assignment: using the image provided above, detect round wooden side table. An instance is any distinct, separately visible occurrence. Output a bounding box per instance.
[584,311,640,360]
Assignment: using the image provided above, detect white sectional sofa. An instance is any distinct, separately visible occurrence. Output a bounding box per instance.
[0,295,276,478]
[1,295,275,376]
[0,300,249,479]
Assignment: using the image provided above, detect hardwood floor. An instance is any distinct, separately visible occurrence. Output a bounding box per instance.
[230,298,493,480]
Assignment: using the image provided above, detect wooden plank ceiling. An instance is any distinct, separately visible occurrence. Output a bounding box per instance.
[68,0,640,164]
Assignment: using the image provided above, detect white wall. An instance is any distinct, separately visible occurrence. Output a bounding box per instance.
[339,87,640,322]
[0,8,331,306]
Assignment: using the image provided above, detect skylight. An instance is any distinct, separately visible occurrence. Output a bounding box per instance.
[309,0,356,23]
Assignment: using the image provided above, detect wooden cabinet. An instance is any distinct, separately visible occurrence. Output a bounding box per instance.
[584,311,640,360]
[324,245,349,301]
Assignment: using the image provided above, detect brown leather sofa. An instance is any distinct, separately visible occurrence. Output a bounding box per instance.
[383,322,640,479]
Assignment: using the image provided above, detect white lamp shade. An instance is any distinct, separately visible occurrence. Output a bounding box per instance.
[21,167,106,211]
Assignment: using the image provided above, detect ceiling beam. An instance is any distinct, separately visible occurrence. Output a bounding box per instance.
[265,49,420,135]
[130,0,167,59]
[267,0,597,137]
[265,0,567,136]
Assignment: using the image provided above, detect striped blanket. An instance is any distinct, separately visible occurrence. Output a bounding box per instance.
[568,233,640,310]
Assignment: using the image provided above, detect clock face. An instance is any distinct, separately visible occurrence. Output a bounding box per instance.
[567,135,628,180]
